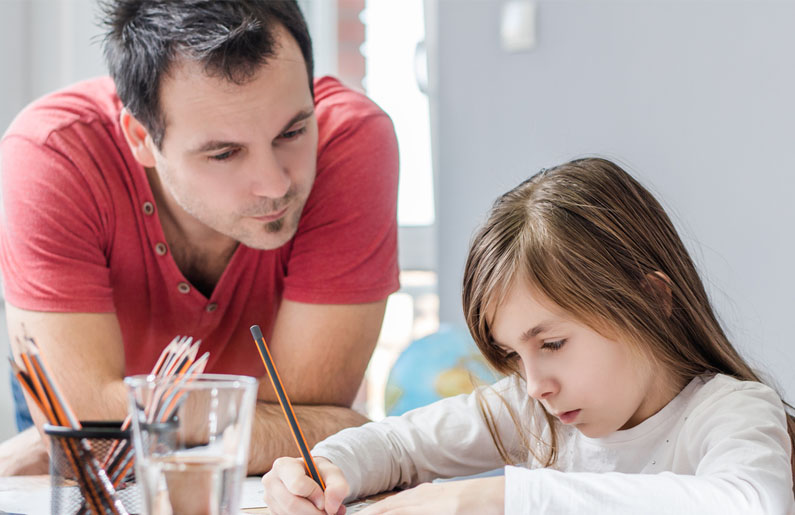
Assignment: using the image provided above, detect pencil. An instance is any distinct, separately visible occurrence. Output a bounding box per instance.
[250,324,326,490]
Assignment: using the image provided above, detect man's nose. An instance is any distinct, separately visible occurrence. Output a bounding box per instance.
[250,149,290,199]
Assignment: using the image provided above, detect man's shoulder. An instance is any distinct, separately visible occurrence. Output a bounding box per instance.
[312,76,396,159]
[313,76,390,126]
[3,77,121,146]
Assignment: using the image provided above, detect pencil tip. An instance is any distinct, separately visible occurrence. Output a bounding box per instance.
[250,325,263,340]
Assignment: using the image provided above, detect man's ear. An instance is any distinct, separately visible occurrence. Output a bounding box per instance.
[119,108,157,168]
[644,271,673,318]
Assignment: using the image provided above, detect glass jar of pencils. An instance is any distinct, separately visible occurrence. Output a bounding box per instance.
[45,421,143,515]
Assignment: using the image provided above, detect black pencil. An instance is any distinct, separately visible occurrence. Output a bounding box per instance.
[250,324,326,490]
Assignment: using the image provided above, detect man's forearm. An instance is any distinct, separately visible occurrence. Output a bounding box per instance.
[247,402,369,475]
[0,402,368,476]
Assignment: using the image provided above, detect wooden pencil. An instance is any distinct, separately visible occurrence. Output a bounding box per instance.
[250,324,326,490]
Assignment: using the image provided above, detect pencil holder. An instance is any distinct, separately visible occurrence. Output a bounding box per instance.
[45,421,143,515]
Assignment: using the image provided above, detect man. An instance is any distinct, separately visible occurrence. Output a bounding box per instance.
[0,0,398,475]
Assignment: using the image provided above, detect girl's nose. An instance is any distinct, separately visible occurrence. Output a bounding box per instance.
[524,363,557,400]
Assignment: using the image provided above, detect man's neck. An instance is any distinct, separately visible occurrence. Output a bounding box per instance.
[146,167,238,297]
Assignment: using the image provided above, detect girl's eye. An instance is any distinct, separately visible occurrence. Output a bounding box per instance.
[208,149,238,161]
[541,339,566,351]
[496,345,519,360]
[279,126,307,140]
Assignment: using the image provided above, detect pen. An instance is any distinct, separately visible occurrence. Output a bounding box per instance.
[250,324,326,490]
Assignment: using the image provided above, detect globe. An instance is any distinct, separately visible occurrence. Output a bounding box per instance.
[384,324,503,416]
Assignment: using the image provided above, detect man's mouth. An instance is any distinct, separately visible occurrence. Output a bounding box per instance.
[251,206,288,222]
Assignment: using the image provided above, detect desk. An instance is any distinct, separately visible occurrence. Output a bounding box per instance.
[0,475,389,514]
[0,475,271,514]
[0,475,51,514]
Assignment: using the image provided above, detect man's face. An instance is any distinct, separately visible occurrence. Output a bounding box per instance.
[149,27,318,250]
[489,282,670,438]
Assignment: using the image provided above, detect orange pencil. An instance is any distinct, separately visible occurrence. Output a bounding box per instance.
[250,325,325,490]
[8,358,45,415]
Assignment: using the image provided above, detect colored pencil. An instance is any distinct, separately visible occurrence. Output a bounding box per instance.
[13,338,126,515]
[250,324,326,490]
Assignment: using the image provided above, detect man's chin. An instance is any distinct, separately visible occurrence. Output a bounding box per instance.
[241,223,299,250]
[237,205,304,250]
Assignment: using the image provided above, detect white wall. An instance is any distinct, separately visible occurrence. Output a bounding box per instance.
[428,0,795,400]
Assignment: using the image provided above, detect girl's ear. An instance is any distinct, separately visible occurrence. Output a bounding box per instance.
[644,271,673,317]
[119,108,157,168]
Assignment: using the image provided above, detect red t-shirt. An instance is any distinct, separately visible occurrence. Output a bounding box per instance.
[0,76,399,377]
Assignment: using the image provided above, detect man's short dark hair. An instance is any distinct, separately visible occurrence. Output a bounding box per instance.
[101,0,314,148]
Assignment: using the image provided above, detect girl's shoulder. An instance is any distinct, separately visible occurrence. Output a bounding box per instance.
[693,373,783,403]
[683,373,788,429]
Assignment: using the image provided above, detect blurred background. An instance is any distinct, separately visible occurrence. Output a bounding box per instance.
[1,0,793,441]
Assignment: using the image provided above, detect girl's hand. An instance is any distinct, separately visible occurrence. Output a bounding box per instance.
[358,476,505,515]
[262,456,350,515]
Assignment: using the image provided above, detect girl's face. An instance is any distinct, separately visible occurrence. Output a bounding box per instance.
[489,282,678,438]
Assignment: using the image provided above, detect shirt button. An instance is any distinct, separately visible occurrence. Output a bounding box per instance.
[205,303,218,312]
[155,242,168,256]
[177,282,190,294]
[142,201,155,215]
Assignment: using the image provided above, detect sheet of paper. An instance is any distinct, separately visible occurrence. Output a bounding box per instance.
[239,476,382,514]
[240,476,267,509]
[344,498,380,512]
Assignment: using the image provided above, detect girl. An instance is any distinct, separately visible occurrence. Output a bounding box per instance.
[263,158,795,514]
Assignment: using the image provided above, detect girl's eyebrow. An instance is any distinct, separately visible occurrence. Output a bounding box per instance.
[492,319,561,348]
[520,320,558,342]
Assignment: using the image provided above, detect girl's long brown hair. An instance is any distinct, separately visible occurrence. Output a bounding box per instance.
[462,157,795,480]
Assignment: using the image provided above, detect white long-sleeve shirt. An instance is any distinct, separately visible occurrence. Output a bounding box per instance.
[312,374,794,514]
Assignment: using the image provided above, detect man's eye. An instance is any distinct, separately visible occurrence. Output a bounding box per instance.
[541,339,566,351]
[279,126,307,140]
[208,149,238,161]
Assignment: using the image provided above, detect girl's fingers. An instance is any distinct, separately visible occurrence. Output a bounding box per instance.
[315,458,350,514]
[265,457,324,512]
[265,470,324,515]
[264,456,351,515]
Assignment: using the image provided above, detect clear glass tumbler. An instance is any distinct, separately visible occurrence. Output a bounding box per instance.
[125,374,258,515]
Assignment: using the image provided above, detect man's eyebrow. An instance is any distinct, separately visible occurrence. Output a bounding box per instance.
[191,140,241,154]
[190,109,315,154]
[279,108,314,134]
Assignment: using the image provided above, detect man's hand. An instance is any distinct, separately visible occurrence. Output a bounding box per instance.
[0,427,49,476]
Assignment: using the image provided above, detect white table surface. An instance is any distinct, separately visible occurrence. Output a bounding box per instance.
[0,475,268,514]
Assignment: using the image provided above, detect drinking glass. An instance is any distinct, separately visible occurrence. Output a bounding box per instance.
[125,374,258,515]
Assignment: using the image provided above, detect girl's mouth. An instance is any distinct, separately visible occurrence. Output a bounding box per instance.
[558,409,581,424]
